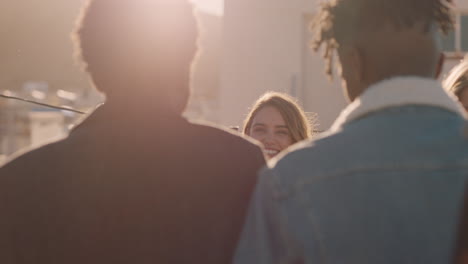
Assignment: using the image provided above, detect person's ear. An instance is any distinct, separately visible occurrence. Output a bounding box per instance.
[435,52,445,79]
[349,47,364,82]
[337,46,365,102]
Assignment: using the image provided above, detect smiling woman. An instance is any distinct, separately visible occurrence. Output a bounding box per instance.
[243,92,314,159]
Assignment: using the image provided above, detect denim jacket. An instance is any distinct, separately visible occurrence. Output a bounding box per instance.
[234,77,468,264]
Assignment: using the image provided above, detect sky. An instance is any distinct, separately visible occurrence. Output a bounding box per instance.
[191,0,224,16]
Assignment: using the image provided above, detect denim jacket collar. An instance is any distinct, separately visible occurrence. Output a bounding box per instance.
[331,77,466,132]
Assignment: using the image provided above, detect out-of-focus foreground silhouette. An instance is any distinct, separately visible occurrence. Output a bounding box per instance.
[0,0,265,263]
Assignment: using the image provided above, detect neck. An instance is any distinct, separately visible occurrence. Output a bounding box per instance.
[352,23,440,100]
[93,90,182,126]
[108,95,180,116]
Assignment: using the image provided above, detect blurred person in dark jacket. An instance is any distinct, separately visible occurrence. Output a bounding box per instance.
[455,188,468,264]
[0,0,265,263]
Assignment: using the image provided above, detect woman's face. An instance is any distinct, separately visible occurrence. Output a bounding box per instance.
[459,87,468,112]
[249,106,293,159]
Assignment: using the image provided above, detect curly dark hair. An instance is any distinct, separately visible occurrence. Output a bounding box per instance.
[311,0,455,78]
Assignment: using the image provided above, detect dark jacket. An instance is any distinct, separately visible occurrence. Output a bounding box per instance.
[0,106,266,264]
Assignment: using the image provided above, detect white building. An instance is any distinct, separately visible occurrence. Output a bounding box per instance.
[206,0,468,130]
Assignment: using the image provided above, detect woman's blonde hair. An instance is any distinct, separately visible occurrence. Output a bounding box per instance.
[443,55,468,98]
[243,92,313,143]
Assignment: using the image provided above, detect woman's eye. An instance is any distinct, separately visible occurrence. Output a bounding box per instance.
[253,128,266,133]
[276,130,289,135]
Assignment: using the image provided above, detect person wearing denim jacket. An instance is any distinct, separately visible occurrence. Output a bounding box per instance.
[234,1,468,263]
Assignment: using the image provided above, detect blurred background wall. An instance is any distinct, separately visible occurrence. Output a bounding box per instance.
[217,0,468,130]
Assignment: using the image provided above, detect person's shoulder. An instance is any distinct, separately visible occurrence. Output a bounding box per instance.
[268,129,351,184]
[1,136,70,174]
[187,119,266,165]
[274,129,345,164]
[190,119,262,148]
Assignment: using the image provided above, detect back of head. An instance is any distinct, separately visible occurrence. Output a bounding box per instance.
[73,0,198,113]
[312,0,454,100]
